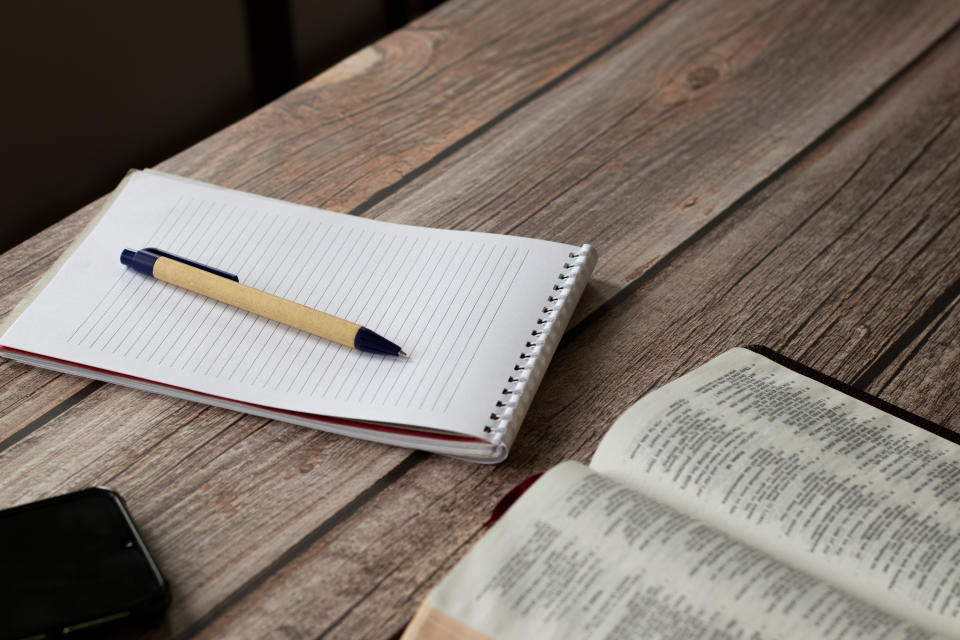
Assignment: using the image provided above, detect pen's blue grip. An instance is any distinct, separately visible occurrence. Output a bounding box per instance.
[120,248,158,276]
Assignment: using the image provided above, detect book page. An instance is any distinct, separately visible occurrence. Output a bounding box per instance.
[404,462,941,640]
[0,171,579,438]
[591,348,960,638]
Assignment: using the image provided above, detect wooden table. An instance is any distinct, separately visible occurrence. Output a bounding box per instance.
[3,0,960,637]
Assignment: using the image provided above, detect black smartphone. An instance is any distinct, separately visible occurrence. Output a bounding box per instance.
[0,487,170,639]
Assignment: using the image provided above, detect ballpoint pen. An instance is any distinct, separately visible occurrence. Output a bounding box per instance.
[120,247,406,357]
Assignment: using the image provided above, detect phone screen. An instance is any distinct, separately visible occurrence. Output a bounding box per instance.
[0,488,168,639]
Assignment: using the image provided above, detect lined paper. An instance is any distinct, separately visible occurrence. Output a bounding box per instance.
[1,171,578,438]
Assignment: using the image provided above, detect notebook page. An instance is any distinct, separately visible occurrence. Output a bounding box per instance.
[0,171,578,438]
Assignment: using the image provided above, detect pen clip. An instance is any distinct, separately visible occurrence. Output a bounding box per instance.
[143,248,240,281]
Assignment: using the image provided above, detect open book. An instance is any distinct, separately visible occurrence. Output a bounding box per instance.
[403,348,960,638]
[0,171,595,462]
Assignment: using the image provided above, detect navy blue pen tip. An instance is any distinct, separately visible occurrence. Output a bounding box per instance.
[120,248,137,267]
[354,327,404,356]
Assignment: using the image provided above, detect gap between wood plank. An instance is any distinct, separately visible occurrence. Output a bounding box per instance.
[175,451,428,640]
[0,381,104,454]
[561,16,960,350]
[854,271,960,389]
[346,0,680,217]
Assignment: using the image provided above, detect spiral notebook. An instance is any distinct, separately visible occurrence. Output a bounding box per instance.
[0,170,596,462]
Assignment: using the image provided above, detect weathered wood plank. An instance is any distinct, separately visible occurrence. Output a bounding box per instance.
[158,0,672,210]
[0,363,88,443]
[191,22,960,639]
[867,295,960,431]
[359,0,960,307]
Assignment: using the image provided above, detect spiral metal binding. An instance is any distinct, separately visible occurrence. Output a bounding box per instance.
[483,250,590,443]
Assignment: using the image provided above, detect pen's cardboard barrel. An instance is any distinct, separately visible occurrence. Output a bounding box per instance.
[153,257,360,348]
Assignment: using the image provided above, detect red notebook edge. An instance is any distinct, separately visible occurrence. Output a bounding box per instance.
[0,345,485,445]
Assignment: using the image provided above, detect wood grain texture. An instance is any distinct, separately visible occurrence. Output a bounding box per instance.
[0,0,959,638]
[159,0,672,209]
[359,0,960,302]
[870,295,960,432]
[0,362,89,443]
[185,18,960,640]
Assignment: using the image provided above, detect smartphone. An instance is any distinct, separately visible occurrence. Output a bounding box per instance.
[0,487,170,639]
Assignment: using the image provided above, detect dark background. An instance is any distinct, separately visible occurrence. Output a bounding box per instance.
[0,0,442,255]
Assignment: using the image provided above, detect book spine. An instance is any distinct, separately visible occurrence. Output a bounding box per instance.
[483,244,597,456]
